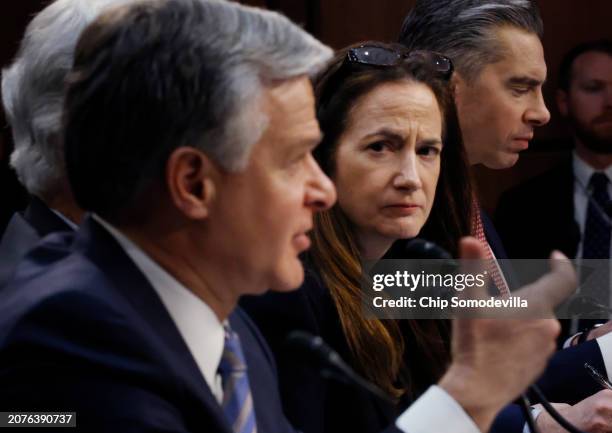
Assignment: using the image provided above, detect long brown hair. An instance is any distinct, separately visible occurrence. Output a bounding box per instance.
[309,42,472,399]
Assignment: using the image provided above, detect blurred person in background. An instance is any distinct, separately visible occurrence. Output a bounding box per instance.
[0,0,132,287]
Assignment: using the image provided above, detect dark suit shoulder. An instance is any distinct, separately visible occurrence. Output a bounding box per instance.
[495,159,578,259]
[499,162,572,207]
[0,258,158,378]
[0,213,40,288]
[0,259,241,432]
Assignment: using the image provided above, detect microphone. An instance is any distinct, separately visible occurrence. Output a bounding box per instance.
[285,331,393,404]
[285,332,586,433]
[389,238,453,260]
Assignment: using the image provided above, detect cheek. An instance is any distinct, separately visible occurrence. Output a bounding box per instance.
[571,96,602,121]
[335,167,387,224]
[421,162,440,212]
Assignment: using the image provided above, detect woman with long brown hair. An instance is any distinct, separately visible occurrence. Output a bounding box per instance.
[242,41,472,433]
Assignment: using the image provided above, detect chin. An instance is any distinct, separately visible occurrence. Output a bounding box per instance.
[379,224,421,241]
[485,152,519,170]
[269,262,305,292]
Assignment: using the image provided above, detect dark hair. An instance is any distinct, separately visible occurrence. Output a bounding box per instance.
[309,41,472,399]
[558,39,612,91]
[399,0,543,81]
[63,0,331,224]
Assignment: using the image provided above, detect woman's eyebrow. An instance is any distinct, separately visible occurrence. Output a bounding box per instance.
[362,128,405,141]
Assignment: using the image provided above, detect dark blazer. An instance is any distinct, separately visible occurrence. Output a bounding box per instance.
[242,258,607,433]
[0,196,73,288]
[495,157,579,261]
[0,217,295,433]
[482,210,511,260]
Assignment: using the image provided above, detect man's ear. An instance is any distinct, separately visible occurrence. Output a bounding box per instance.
[166,147,218,220]
[556,89,569,117]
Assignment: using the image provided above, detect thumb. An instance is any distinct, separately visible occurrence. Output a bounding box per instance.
[458,236,490,301]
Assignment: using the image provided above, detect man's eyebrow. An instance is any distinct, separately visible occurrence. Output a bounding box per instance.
[299,131,323,149]
[507,76,545,87]
[580,78,608,84]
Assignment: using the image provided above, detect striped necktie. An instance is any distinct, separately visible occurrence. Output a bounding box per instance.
[471,197,510,297]
[217,325,258,433]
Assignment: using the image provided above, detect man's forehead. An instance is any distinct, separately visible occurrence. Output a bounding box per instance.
[493,26,546,80]
[261,77,321,147]
[572,51,612,81]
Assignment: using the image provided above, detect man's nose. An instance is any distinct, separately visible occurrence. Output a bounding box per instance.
[305,154,336,212]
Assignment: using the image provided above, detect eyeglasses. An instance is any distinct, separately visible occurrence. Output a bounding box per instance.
[317,45,454,115]
[345,45,454,80]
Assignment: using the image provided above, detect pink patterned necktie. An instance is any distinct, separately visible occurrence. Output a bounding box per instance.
[471,198,510,298]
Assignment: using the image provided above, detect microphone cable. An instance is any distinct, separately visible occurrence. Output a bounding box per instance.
[519,394,539,433]
[529,384,586,433]
[287,330,589,433]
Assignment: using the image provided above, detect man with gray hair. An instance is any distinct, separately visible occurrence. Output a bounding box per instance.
[0,0,132,287]
[400,2,612,432]
[0,0,576,432]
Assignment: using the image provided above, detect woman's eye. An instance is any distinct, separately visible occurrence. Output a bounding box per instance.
[417,146,441,157]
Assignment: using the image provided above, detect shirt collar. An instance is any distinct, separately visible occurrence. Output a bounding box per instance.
[91,214,225,395]
[50,208,79,230]
[573,150,612,188]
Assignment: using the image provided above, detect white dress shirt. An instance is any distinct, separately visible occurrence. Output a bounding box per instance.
[93,215,225,403]
[396,386,480,433]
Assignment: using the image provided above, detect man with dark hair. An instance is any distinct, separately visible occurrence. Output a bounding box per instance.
[399,0,549,274]
[0,0,577,432]
[400,1,612,431]
[497,40,612,336]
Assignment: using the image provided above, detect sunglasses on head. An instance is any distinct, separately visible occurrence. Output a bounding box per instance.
[345,45,454,80]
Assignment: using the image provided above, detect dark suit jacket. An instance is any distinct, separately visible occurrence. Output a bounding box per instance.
[0,217,295,433]
[0,196,73,288]
[495,157,579,261]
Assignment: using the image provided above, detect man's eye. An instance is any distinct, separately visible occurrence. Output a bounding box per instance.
[367,141,390,152]
[512,87,530,95]
[583,84,604,93]
[288,153,307,167]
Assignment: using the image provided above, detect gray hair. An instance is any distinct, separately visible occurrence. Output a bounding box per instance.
[1,0,132,201]
[63,0,333,218]
[172,0,333,171]
[398,0,543,81]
